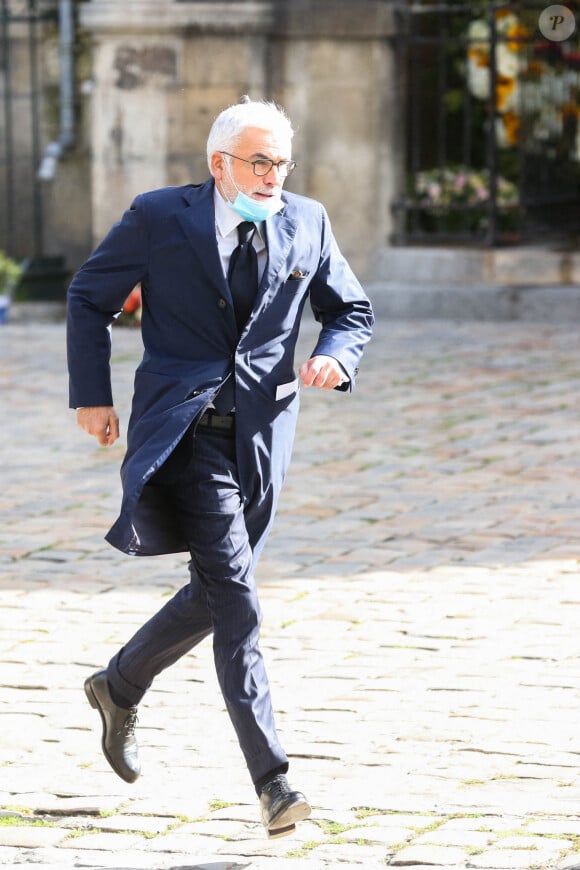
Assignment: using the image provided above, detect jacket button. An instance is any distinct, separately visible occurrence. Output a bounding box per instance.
[217,298,227,309]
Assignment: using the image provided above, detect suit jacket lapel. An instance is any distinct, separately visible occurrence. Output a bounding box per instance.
[175,180,231,300]
[261,203,298,293]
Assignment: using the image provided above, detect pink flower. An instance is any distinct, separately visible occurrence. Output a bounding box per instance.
[428,182,442,200]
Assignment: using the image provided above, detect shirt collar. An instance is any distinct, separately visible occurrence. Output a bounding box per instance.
[213,185,264,243]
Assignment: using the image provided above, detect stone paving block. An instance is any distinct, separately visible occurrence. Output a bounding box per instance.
[93,813,175,834]
[14,846,219,868]
[414,829,493,849]
[340,824,414,846]
[23,795,124,817]
[175,819,262,840]
[390,844,468,865]
[217,835,307,858]
[435,817,521,834]
[528,819,580,836]
[190,863,260,870]
[306,842,389,863]
[58,831,143,851]
[499,834,571,851]
[366,814,447,831]
[0,825,67,849]
[468,848,561,869]
[383,867,463,870]
[138,829,258,855]
[248,860,345,870]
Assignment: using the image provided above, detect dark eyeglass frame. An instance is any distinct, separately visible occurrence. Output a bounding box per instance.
[220,151,297,178]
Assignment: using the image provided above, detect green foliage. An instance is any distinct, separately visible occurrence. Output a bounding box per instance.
[0,251,21,296]
[354,806,387,819]
[0,815,55,828]
[318,820,357,835]
[208,798,236,812]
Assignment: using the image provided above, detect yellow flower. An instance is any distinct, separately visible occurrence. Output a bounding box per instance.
[503,111,520,146]
[467,46,490,68]
[496,75,518,112]
[562,102,580,120]
[506,23,530,53]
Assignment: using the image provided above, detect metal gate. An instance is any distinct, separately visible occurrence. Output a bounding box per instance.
[0,0,52,261]
[392,0,580,246]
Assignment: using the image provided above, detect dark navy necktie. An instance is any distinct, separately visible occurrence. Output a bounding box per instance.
[213,221,258,415]
[228,221,258,333]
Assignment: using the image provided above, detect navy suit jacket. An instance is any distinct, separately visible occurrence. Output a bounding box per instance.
[67,180,374,556]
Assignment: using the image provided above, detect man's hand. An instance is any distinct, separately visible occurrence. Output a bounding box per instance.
[299,355,347,391]
[77,406,120,447]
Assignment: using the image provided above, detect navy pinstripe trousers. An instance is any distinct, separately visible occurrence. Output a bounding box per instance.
[106,422,289,784]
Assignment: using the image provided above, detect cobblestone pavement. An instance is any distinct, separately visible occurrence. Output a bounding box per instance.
[1,314,580,869]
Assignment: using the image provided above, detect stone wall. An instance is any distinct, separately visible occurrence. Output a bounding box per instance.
[74,0,401,279]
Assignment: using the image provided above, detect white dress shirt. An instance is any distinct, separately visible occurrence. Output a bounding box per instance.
[213,187,269,283]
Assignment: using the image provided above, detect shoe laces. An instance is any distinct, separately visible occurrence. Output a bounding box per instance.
[122,707,138,736]
[264,774,290,799]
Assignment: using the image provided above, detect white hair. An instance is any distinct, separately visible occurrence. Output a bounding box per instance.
[207,96,294,173]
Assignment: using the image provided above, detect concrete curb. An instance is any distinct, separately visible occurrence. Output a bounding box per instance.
[366,281,580,322]
[8,301,66,324]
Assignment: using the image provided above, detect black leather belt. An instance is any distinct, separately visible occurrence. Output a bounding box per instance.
[198,409,235,431]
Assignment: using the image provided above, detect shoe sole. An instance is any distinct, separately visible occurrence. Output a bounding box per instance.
[84,677,139,784]
[266,798,311,839]
[267,822,296,839]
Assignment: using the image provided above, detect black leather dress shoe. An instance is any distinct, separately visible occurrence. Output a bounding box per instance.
[259,774,311,839]
[84,670,141,783]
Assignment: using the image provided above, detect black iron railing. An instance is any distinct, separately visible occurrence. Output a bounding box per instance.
[0,0,54,260]
[392,0,580,247]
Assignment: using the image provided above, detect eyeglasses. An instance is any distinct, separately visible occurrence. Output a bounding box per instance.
[220,151,297,178]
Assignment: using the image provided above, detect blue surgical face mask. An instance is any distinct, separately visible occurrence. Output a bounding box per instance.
[231,189,283,222]
[224,161,283,222]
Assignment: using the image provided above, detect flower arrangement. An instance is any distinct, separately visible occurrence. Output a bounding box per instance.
[413,165,520,233]
[466,9,580,157]
[416,165,519,209]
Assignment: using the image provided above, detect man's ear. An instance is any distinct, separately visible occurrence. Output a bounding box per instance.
[210,151,225,180]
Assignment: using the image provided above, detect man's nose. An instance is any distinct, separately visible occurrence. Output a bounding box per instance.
[264,163,284,182]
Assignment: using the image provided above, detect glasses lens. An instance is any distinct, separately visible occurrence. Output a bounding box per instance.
[252,160,296,177]
[253,160,272,176]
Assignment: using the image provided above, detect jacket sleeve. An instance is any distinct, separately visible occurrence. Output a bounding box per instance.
[308,205,374,391]
[67,195,149,409]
